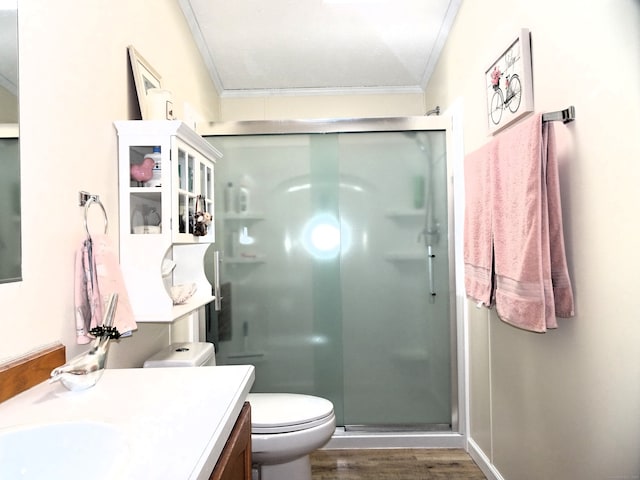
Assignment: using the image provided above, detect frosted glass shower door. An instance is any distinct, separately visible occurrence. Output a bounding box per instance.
[338,131,452,428]
[206,134,346,424]
[206,123,453,430]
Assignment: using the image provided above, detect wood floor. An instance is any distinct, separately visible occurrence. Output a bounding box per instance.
[311,449,487,480]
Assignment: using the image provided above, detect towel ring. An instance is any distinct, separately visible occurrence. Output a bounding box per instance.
[83,195,108,237]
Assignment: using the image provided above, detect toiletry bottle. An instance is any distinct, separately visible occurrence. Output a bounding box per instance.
[145,146,162,187]
[237,183,250,213]
[224,182,234,213]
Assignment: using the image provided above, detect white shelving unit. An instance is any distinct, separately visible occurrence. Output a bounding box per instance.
[115,121,222,322]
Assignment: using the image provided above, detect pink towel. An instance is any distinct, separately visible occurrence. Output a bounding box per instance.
[74,240,102,344]
[91,234,137,336]
[492,113,574,332]
[463,141,496,307]
[74,234,137,344]
[542,123,575,318]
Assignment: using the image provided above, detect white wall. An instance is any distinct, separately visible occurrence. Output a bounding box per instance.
[216,91,427,122]
[0,0,220,366]
[424,1,640,479]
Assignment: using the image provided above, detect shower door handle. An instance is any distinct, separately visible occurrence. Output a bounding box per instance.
[427,245,436,303]
[213,250,222,311]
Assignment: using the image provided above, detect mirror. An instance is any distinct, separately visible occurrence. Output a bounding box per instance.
[0,0,21,283]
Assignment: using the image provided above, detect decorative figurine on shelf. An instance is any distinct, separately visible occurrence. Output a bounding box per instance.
[192,211,209,236]
[191,195,211,236]
[130,157,155,184]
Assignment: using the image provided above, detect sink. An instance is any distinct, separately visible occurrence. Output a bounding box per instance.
[0,421,128,479]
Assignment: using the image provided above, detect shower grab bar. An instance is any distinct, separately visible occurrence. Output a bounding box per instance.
[213,250,222,312]
[542,106,575,124]
[427,245,436,303]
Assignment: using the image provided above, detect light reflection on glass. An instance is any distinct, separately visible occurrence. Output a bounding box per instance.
[238,226,255,245]
[286,182,364,194]
[283,233,293,254]
[309,334,329,345]
[301,213,351,260]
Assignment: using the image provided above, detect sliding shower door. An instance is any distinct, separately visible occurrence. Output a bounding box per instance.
[337,130,451,429]
[205,118,454,431]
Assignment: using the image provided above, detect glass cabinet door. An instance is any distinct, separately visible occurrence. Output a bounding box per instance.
[129,145,163,235]
[200,161,214,215]
[176,146,191,236]
[173,140,215,242]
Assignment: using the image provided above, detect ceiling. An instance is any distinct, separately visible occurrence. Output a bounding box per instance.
[179,0,461,97]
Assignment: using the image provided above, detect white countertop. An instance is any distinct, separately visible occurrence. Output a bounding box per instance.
[0,365,255,479]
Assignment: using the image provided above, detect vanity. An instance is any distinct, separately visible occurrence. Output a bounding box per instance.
[0,348,255,480]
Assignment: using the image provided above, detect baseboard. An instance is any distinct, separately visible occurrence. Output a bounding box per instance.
[325,430,466,450]
[467,437,505,480]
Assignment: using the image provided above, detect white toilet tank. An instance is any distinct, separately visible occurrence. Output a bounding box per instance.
[143,342,216,368]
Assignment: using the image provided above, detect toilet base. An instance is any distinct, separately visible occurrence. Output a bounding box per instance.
[256,455,312,480]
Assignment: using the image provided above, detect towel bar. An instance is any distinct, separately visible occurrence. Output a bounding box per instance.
[542,106,575,124]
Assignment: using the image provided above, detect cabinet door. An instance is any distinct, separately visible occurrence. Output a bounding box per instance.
[198,151,215,242]
[209,402,252,480]
[127,145,165,236]
[172,138,215,243]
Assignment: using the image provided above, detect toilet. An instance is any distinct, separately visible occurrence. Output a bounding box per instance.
[143,342,336,480]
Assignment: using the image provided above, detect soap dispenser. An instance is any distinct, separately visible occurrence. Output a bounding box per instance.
[236,176,250,213]
[144,146,162,187]
[224,182,234,213]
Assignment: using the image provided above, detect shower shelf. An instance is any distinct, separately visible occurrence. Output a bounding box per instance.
[226,351,265,360]
[222,212,264,222]
[384,252,426,261]
[385,209,426,218]
[226,255,266,265]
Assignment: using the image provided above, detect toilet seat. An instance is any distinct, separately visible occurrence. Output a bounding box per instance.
[247,393,335,434]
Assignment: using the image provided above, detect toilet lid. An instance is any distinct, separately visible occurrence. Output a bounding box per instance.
[247,393,335,434]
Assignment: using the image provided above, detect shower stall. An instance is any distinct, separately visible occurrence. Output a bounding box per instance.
[204,116,461,446]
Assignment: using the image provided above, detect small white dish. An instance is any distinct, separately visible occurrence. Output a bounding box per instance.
[170,283,197,305]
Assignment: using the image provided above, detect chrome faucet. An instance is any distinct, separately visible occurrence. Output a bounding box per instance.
[50,293,120,391]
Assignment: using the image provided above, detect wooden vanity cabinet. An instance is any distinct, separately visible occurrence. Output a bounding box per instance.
[209,402,252,480]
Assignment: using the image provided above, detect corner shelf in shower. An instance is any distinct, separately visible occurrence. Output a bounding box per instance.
[225,351,265,360]
[385,209,426,219]
[384,252,426,262]
[225,255,266,265]
[222,212,265,222]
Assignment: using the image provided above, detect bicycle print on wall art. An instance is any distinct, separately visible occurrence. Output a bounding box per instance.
[485,28,534,134]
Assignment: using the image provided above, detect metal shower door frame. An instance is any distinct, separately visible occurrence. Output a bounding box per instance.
[206,115,464,448]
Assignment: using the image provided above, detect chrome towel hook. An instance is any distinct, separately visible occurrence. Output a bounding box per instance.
[79,191,108,237]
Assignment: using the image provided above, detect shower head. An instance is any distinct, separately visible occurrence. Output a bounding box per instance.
[425,106,440,116]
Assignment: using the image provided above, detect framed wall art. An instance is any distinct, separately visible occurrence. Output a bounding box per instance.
[128,45,162,120]
[485,28,534,134]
